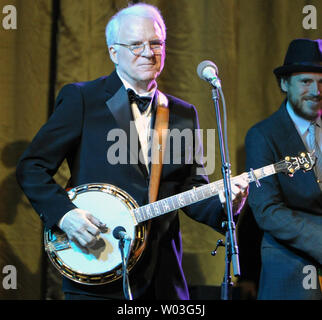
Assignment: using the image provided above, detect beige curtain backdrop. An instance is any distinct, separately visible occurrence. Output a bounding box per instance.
[0,0,321,299]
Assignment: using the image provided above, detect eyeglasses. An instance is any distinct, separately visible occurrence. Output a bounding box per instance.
[114,40,165,56]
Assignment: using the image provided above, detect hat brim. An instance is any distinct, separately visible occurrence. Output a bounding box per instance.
[274,63,322,77]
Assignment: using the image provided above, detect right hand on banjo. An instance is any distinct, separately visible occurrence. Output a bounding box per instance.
[59,208,107,250]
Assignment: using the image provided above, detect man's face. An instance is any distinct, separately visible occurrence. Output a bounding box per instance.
[281,72,322,121]
[109,15,165,92]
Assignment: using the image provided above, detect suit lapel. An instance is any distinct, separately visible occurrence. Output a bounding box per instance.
[106,85,133,139]
[278,104,306,153]
[105,72,148,177]
[276,102,320,192]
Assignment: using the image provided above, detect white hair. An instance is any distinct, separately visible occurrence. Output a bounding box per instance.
[105,3,166,47]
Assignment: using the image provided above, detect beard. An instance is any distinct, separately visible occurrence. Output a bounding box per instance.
[288,94,322,121]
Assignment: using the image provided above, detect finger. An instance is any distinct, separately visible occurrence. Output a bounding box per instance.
[87,214,107,231]
[233,176,249,190]
[86,222,101,237]
[219,183,246,205]
[218,190,225,204]
[219,188,237,203]
[73,232,90,246]
[230,184,241,201]
[77,229,98,247]
[242,185,249,196]
[232,183,249,199]
[85,214,104,236]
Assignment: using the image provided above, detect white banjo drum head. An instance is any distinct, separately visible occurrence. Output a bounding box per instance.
[44,183,147,285]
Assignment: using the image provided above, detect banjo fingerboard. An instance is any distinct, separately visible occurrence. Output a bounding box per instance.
[132,166,277,224]
[134,182,221,223]
[133,152,314,224]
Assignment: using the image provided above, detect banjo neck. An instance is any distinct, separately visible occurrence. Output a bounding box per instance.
[133,152,314,224]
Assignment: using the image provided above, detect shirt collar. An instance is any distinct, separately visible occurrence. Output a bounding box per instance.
[286,100,317,135]
[116,70,157,98]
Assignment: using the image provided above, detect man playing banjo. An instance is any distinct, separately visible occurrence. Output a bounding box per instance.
[16,3,248,300]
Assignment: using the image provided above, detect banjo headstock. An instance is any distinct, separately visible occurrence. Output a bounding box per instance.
[275,152,315,177]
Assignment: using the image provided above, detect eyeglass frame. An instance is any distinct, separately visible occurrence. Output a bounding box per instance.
[113,40,165,56]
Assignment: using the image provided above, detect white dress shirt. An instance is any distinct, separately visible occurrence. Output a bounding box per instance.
[117,72,157,171]
[286,101,322,153]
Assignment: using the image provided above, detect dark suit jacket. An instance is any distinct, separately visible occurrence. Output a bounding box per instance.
[16,70,225,299]
[245,101,322,300]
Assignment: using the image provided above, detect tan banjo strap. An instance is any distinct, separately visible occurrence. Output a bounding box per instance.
[148,90,169,203]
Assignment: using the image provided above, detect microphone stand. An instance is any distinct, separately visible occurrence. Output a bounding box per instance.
[119,237,133,300]
[211,86,240,300]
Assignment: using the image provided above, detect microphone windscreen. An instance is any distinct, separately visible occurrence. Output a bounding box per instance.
[113,226,126,240]
[197,60,218,80]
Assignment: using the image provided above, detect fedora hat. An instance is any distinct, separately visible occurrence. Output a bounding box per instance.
[273,38,322,77]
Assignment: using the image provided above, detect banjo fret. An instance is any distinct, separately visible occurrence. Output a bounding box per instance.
[134,181,221,223]
[161,198,171,212]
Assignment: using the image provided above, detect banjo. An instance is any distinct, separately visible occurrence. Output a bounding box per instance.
[44,152,314,285]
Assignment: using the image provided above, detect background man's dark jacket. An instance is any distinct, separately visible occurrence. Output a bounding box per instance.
[245,102,322,300]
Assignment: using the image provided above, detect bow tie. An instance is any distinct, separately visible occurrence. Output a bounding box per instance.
[127,89,152,113]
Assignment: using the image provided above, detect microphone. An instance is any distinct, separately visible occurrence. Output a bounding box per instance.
[113,226,132,241]
[197,60,221,88]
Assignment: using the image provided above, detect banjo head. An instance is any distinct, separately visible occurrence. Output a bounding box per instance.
[44,183,147,285]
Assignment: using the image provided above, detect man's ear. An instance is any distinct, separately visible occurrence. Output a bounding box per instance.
[108,46,118,65]
[280,78,289,93]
